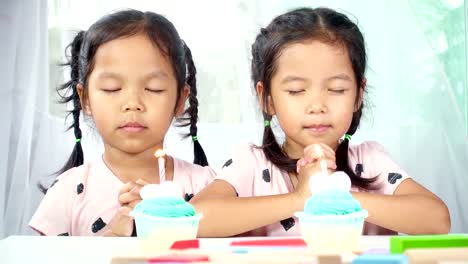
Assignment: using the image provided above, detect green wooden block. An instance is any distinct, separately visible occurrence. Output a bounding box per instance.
[390,234,468,254]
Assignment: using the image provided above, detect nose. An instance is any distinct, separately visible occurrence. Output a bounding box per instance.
[305,91,327,114]
[121,90,145,112]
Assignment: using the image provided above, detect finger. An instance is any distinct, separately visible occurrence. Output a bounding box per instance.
[303,147,324,163]
[118,206,133,217]
[296,158,307,173]
[128,200,141,209]
[129,185,143,195]
[118,192,141,205]
[298,161,321,177]
[135,179,149,185]
[130,179,149,194]
[119,182,137,196]
[325,158,337,170]
[304,143,321,155]
[319,143,336,160]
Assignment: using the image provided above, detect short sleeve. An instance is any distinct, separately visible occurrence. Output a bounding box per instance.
[214,144,258,197]
[192,166,216,194]
[349,141,411,195]
[29,167,82,236]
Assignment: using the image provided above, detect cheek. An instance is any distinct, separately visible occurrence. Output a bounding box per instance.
[150,96,178,121]
[334,104,355,130]
[275,107,301,135]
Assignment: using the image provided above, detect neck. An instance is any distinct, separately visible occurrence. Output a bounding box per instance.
[282,139,303,160]
[102,143,173,184]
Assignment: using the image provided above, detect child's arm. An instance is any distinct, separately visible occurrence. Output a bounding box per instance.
[191,144,332,237]
[190,179,305,237]
[102,206,134,236]
[353,178,450,234]
[102,180,146,236]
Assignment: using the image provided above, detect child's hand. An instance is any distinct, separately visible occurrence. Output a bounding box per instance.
[102,179,148,237]
[297,143,336,174]
[102,206,134,237]
[294,144,337,202]
[118,179,148,209]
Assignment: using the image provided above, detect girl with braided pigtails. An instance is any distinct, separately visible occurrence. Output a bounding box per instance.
[30,9,214,236]
[191,7,450,237]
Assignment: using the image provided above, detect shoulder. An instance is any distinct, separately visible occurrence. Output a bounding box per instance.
[348,141,388,159]
[29,160,100,235]
[348,141,410,194]
[216,143,271,182]
[174,157,216,178]
[222,143,268,168]
[348,141,394,171]
[173,157,216,195]
[47,161,93,192]
[47,159,112,198]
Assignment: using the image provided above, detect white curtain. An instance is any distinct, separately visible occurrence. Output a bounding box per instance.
[0,0,76,237]
[1,0,467,238]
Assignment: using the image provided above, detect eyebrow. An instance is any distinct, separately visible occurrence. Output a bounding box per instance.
[96,72,121,80]
[280,75,308,84]
[280,73,353,85]
[327,73,353,82]
[96,70,170,80]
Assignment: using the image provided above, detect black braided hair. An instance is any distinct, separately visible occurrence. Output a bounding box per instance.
[180,42,208,166]
[58,31,85,175]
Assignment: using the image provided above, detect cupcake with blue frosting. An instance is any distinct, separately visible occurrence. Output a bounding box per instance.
[295,171,367,253]
[131,182,202,250]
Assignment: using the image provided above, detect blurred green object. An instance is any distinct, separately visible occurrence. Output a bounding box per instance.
[390,234,468,254]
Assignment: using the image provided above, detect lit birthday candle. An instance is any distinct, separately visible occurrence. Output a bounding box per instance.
[154,149,166,183]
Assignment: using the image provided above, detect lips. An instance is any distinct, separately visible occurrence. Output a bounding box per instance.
[303,124,331,134]
[119,122,146,132]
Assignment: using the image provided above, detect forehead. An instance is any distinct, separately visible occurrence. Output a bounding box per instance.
[273,40,355,83]
[90,33,174,79]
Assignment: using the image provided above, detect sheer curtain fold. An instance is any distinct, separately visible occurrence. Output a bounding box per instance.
[1,0,74,237]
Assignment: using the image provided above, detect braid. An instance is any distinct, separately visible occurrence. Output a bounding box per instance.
[58,31,85,174]
[335,101,377,189]
[182,42,208,166]
[261,114,297,173]
[40,31,86,193]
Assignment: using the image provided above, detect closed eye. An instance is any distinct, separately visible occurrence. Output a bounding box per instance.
[145,88,165,93]
[102,88,121,92]
[288,89,305,95]
[328,89,346,94]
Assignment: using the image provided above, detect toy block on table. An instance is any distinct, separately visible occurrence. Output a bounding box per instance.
[352,254,408,264]
[404,248,468,263]
[390,234,468,254]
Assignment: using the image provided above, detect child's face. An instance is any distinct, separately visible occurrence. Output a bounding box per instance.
[268,40,362,153]
[80,33,188,155]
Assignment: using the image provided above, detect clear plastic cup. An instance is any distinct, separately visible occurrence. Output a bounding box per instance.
[294,210,367,254]
[131,211,202,252]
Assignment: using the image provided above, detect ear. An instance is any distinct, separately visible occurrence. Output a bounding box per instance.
[355,78,366,111]
[175,84,190,116]
[256,81,275,115]
[77,83,91,115]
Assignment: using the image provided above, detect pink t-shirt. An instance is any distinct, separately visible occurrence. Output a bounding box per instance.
[29,157,215,236]
[215,141,410,236]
